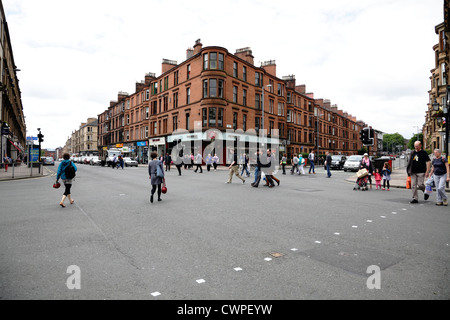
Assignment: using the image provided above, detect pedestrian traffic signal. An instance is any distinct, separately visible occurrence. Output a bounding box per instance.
[360,128,374,145]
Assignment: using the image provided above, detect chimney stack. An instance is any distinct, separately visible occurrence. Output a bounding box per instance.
[235,47,254,65]
[186,48,194,60]
[193,39,203,55]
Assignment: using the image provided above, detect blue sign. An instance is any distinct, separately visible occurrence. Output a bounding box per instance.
[137,141,148,147]
[30,147,40,162]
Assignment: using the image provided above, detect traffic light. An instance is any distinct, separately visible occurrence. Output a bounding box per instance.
[38,133,44,143]
[360,128,373,145]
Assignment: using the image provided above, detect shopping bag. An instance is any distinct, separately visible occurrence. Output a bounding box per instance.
[406,176,411,189]
[357,168,368,178]
[161,179,167,194]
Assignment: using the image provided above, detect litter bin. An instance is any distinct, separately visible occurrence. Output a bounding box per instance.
[374,157,392,171]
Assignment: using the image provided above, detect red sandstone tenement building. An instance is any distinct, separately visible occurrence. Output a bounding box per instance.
[98,40,377,162]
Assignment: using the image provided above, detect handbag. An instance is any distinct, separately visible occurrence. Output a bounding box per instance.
[156,161,164,178]
[406,176,411,189]
[161,179,167,194]
[53,181,61,189]
[357,168,368,178]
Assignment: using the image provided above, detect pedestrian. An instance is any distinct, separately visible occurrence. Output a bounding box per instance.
[194,150,203,173]
[325,152,332,178]
[251,149,274,187]
[190,153,194,169]
[206,154,213,172]
[298,154,306,175]
[3,155,10,172]
[164,153,172,172]
[241,153,250,177]
[281,154,287,175]
[56,153,77,208]
[226,149,245,184]
[308,150,316,174]
[291,154,299,175]
[111,155,117,169]
[267,149,280,186]
[381,162,392,191]
[213,154,219,171]
[117,155,124,169]
[374,168,382,190]
[148,151,164,203]
[406,141,431,204]
[175,149,183,176]
[183,154,189,170]
[428,149,449,206]
[359,153,374,188]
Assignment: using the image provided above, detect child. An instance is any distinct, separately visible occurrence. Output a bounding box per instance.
[374,168,382,190]
[381,162,392,191]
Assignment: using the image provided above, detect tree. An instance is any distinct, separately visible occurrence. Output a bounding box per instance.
[407,133,424,150]
[383,133,405,153]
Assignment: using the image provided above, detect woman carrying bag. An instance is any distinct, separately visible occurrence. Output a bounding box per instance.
[56,153,77,207]
[148,151,164,203]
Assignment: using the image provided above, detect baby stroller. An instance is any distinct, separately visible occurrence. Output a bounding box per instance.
[354,168,369,191]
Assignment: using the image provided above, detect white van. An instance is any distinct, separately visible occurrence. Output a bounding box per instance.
[106,148,122,167]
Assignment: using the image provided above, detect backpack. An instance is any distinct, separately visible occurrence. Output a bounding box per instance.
[65,162,76,179]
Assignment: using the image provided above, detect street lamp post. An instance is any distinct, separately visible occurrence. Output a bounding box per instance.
[433,98,449,158]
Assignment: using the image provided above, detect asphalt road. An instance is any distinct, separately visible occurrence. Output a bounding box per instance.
[0,162,448,300]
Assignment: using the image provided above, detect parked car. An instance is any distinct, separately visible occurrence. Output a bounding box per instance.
[89,156,102,166]
[324,155,347,170]
[124,157,138,167]
[43,157,55,166]
[343,155,364,172]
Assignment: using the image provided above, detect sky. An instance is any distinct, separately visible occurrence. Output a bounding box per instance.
[2,0,445,149]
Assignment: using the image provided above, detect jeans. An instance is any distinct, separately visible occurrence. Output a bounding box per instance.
[253,166,260,183]
[241,165,250,177]
[326,165,331,177]
[433,174,448,202]
[309,161,315,173]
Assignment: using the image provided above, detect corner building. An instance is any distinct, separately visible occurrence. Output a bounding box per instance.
[98,40,370,162]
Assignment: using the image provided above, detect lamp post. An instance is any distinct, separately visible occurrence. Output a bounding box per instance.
[433,98,449,159]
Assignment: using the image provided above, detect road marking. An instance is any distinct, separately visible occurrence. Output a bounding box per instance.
[366,220,373,223]
[151,292,161,297]
[264,258,272,261]
[196,279,206,284]
[314,241,322,244]
[392,212,397,214]
[380,216,386,218]
[234,267,242,271]
[290,248,299,252]
[334,232,340,235]
[352,225,358,228]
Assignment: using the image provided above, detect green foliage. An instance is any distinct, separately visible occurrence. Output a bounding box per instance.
[358,147,368,155]
[383,133,405,152]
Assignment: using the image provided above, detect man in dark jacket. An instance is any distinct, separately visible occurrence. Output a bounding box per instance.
[407,141,431,203]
